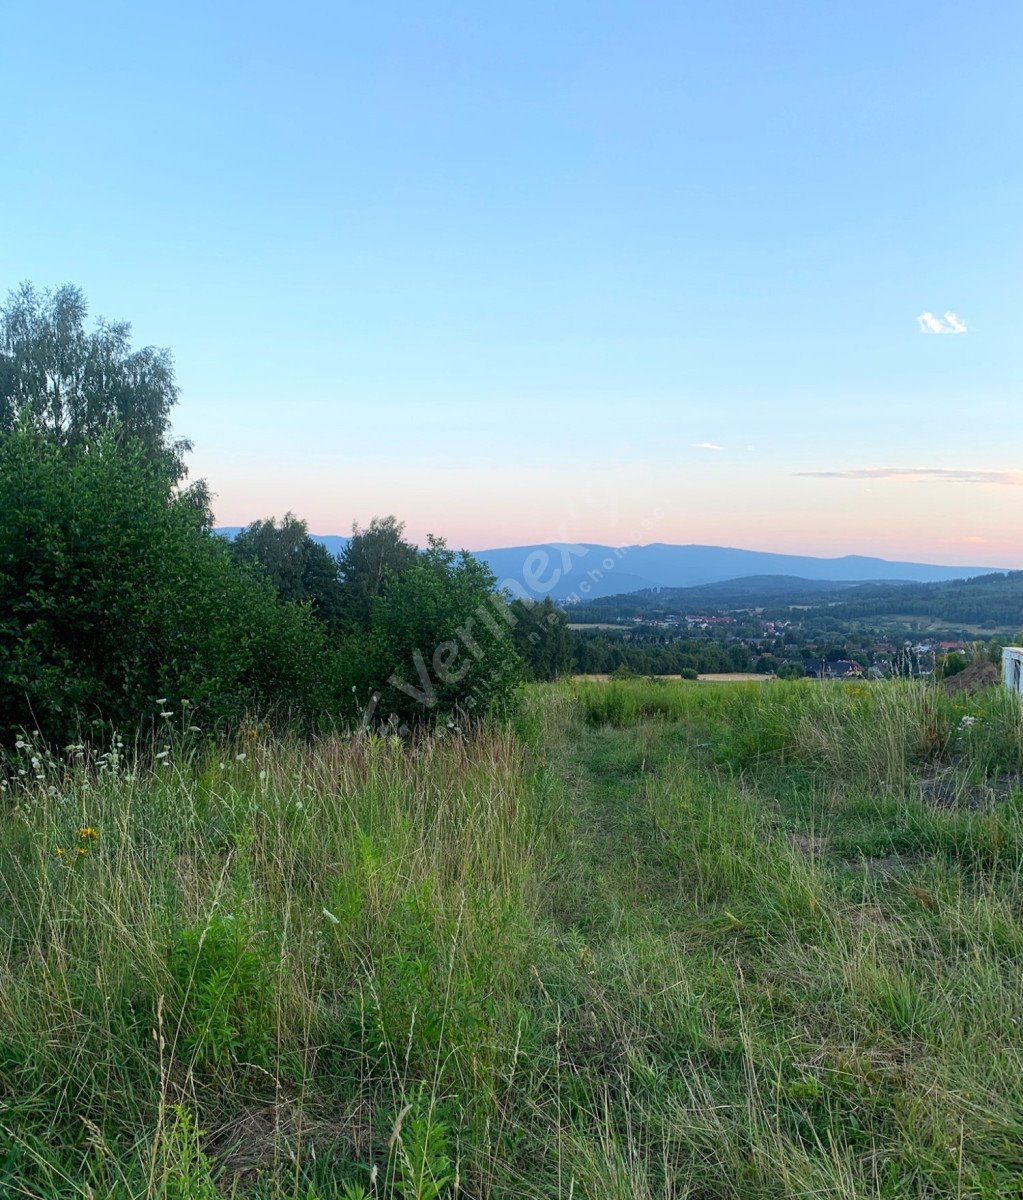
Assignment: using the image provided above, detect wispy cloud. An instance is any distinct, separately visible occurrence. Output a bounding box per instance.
[796,467,1022,486]
[917,311,968,334]
[692,441,723,451]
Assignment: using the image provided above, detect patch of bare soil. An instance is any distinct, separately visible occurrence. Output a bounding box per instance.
[788,832,828,859]
[846,904,891,932]
[918,772,1022,810]
[698,672,773,682]
[941,660,999,695]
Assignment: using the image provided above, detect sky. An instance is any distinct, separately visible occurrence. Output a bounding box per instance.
[3,1,1021,564]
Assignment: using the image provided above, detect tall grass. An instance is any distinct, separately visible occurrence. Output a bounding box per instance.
[2,679,1023,1196]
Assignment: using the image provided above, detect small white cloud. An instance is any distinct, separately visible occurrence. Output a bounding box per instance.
[917,310,967,334]
[692,441,723,451]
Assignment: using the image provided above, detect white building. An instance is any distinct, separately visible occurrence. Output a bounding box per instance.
[1002,647,1023,694]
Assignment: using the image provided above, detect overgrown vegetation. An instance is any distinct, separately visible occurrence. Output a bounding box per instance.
[3,678,1023,1196]
[0,285,564,745]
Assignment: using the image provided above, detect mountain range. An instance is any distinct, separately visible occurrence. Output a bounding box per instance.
[215,529,999,601]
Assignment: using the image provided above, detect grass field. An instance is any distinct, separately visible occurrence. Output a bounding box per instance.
[3,679,1023,1197]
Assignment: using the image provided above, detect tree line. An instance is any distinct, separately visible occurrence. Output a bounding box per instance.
[0,284,571,749]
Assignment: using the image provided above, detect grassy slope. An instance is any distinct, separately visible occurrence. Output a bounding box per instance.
[2,682,1023,1197]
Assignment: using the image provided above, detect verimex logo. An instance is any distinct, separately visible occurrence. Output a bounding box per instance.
[495,543,630,603]
[378,543,630,722]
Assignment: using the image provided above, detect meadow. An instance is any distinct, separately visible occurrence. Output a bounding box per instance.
[3,678,1023,1198]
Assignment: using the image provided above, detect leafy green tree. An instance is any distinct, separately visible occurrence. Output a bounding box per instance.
[231,513,345,633]
[337,515,418,631]
[348,537,521,728]
[509,597,573,681]
[0,283,189,482]
[937,651,968,679]
[0,424,334,747]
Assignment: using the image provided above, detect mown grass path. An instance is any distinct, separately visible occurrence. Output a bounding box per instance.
[528,686,1023,1198]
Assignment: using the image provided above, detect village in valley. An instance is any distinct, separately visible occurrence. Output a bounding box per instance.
[564,583,1017,679]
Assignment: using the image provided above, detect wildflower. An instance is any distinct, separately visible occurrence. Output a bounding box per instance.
[187,725,201,733]
[160,711,173,718]
[259,769,267,781]
[235,752,247,762]
[15,739,27,750]
[54,847,65,857]
[218,762,226,770]
[156,698,167,705]
[155,751,169,760]
[78,826,99,841]
[959,715,978,729]
[75,847,86,857]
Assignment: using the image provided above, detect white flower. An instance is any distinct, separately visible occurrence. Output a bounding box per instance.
[160,711,173,718]
[259,770,267,781]
[155,751,169,760]
[156,698,167,706]
[235,752,246,762]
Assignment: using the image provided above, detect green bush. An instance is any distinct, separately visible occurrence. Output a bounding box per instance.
[348,537,522,729]
[0,424,335,746]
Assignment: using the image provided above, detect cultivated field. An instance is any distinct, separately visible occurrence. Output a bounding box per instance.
[3,679,1023,1197]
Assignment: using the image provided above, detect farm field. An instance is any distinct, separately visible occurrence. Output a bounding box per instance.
[3,679,1023,1197]
[573,672,772,683]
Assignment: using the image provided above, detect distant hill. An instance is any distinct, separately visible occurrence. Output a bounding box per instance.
[571,570,1023,631]
[475,543,999,600]
[634,575,868,607]
[823,571,1023,628]
[214,530,1000,602]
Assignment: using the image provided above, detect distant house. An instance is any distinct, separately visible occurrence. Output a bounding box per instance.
[802,659,863,680]
[830,660,864,679]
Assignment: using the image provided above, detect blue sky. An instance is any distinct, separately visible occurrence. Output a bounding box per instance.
[3,1,1020,562]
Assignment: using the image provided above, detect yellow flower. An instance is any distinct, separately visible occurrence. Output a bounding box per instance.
[75,847,87,857]
[54,847,65,857]
[78,826,99,841]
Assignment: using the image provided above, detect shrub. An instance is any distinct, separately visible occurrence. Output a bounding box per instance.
[0,425,335,746]
[349,537,522,729]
